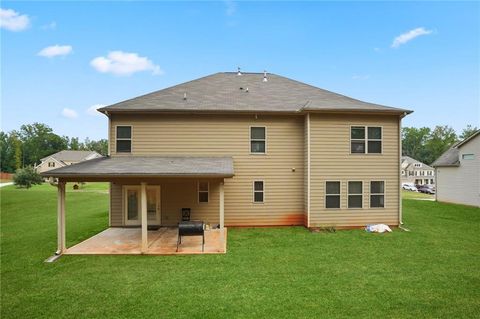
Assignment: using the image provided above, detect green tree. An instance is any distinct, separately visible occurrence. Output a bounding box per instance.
[84,138,108,156]
[12,134,23,169]
[459,125,479,140]
[13,166,43,189]
[402,127,431,163]
[18,123,68,167]
[424,125,458,165]
[0,132,16,172]
[69,137,81,150]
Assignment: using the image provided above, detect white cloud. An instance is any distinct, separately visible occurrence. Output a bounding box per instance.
[391,27,432,48]
[41,21,56,30]
[61,108,78,119]
[90,51,162,76]
[352,74,370,80]
[0,8,30,31]
[86,104,106,116]
[225,1,237,16]
[38,45,73,58]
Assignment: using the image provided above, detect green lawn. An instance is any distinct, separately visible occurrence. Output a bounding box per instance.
[402,189,435,200]
[1,184,479,318]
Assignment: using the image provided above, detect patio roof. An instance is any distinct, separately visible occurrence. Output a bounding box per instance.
[41,156,235,178]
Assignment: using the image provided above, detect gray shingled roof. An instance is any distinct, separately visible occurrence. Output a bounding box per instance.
[401,156,434,170]
[432,131,480,167]
[98,72,412,114]
[42,150,102,163]
[41,156,234,178]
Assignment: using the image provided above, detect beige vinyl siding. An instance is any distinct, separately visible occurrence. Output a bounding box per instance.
[309,113,400,227]
[110,183,123,226]
[436,136,480,207]
[110,178,221,226]
[109,114,305,226]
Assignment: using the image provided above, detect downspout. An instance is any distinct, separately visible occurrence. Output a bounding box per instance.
[306,112,311,228]
[399,113,405,225]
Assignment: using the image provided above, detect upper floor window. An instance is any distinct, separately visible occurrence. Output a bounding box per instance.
[351,126,382,154]
[370,181,385,208]
[198,181,209,203]
[250,127,266,154]
[414,163,422,168]
[116,126,132,153]
[462,154,474,160]
[253,181,264,203]
[48,162,55,167]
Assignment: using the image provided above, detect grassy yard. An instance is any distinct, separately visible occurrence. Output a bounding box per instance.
[1,184,479,318]
[402,189,435,200]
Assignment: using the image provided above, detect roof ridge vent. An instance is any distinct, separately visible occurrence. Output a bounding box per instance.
[237,67,242,76]
[263,70,268,82]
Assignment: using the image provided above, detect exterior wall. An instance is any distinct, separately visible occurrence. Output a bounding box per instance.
[35,158,65,174]
[109,113,305,226]
[110,178,221,227]
[436,137,480,207]
[309,113,400,227]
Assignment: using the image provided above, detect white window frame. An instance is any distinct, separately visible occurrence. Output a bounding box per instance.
[347,181,363,209]
[325,181,341,209]
[250,126,267,155]
[115,125,132,153]
[370,180,386,209]
[198,181,209,203]
[253,180,265,203]
[350,125,383,155]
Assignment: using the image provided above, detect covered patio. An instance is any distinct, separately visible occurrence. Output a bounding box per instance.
[65,227,227,255]
[43,156,234,256]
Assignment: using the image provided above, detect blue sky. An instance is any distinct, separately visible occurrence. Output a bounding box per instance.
[1,1,479,140]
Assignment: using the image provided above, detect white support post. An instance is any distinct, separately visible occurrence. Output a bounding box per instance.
[219,181,225,229]
[306,113,311,228]
[57,181,66,254]
[141,182,148,253]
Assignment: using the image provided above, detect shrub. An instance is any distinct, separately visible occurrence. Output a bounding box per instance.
[13,167,43,189]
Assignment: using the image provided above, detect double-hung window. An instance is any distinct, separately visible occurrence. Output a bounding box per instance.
[351,126,382,154]
[198,181,209,203]
[116,126,132,153]
[325,181,341,209]
[253,181,264,203]
[370,181,385,208]
[348,181,363,208]
[250,127,266,154]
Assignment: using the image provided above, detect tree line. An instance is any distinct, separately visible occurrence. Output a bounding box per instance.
[1,122,478,173]
[402,125,478,165]
[0,123,108,173]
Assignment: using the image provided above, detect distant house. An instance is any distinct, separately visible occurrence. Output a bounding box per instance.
[432,130,480,207]
[401,156,435,185]
[35,150,103,174]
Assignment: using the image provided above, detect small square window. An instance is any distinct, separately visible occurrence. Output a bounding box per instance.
[253,181,264,203]
[198,181,209,203]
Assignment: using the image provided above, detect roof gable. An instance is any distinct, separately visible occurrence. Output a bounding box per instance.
[41,150,102,162]
[99,72,412,114]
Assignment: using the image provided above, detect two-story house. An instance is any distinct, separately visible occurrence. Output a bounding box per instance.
[432,130,480,207]
[400,156,435,186]
[43,71,412,255]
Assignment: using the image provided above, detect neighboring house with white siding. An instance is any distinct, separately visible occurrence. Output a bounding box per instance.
[41,71,412,255]
[432,131,480,207]
[401,156,435,185]
[35,150,102,174]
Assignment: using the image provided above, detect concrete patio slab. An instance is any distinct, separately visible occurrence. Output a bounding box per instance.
[65,227,227,255]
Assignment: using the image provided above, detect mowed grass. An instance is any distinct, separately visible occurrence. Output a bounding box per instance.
[402,189,435,200]
[1,184,479,318]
